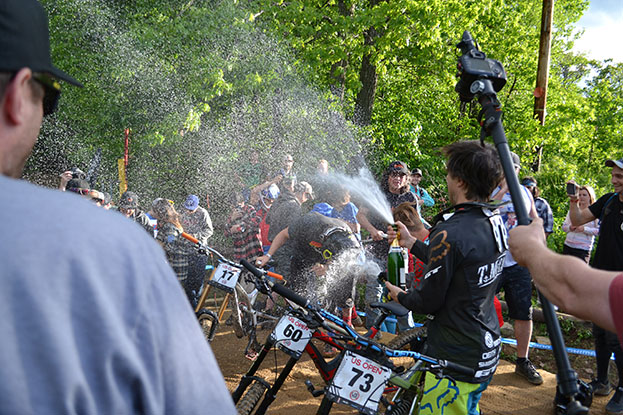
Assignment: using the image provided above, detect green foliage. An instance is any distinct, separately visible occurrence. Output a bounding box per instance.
[22,0,622,254]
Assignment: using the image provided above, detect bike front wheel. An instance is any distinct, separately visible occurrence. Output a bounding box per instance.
[236,378,269,415]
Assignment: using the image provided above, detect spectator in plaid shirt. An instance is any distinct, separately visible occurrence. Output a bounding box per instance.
[153,199,189,293]
[180,194,214,303]
[225,193,263,262]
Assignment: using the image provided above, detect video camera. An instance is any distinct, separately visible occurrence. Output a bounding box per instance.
[70,167,86,180]
[454,31,507,102]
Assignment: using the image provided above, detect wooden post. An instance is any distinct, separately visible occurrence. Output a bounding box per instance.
[533,0,554,126]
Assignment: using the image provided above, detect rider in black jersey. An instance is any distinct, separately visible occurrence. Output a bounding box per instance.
[386,140,507,415]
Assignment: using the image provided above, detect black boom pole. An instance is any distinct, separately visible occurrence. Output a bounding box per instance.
[454,31,589,415]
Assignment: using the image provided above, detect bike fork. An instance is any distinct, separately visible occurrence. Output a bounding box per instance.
[231,336,276,403]
[255,356,300,415]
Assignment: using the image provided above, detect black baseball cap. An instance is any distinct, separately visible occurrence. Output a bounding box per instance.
[119,191,139,209]
[0,0,82,87]
[605,158,623,169]
[388,161,409,175]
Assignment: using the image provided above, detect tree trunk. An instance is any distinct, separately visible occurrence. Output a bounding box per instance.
[353,0,384,126]
[329,1,354,102]
[533,0,554,125]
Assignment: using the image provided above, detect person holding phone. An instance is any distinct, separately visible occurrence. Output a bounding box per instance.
[567,157,623,413]
[561,184,599,263]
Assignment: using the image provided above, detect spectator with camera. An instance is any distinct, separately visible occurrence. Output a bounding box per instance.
[561,184,599,263]
[0,1,235,413]
[566,157,623,413]
[58,167,86,191]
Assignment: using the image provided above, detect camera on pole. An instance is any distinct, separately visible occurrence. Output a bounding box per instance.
[453,30,591,415]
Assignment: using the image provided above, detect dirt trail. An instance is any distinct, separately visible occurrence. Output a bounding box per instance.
[212,327,607,414]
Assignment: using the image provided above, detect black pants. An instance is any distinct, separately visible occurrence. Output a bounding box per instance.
[593,323,623,386]
[185,253,209,307]
[562,244,590,263]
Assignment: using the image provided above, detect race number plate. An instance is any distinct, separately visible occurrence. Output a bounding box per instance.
[270,314,313,358]
[209,262,242,292]
[326,350,391,414]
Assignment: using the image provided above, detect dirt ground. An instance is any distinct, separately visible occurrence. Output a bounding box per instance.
[211,326,609,414]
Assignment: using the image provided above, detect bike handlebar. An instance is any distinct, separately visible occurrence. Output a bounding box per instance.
[181,232,199,244]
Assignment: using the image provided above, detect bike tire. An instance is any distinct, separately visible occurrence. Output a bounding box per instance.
[236,379,269,415]
[387,326,427,351]
[197,310,219,342]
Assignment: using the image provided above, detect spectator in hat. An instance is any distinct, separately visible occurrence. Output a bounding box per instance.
[357,160,416,328]
[180,194,214,304]
[521,176,553,238]
[491,152,543,385]
[118,190,153,235]
[180,194,213,245]
[0,1,235,413]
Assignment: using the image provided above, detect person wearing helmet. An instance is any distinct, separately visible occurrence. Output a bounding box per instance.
[256,211,362,320]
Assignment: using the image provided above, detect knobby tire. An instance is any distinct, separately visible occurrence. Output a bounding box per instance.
[236,379,268,415]
[386,326,427,351]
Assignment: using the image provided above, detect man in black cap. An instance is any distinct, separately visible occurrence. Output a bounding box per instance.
[357,160,416,328]
[118,190,153,234]
[0,1,235,413]
[566,156,623,413]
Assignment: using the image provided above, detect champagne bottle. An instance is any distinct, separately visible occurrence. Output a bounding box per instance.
[387,226,406,290]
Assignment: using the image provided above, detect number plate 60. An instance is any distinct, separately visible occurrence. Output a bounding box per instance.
[271,314,312,358]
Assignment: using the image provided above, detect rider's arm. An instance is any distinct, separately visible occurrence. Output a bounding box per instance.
[397,230,457,314]
[256,227,289,266]
[356,208,384,240]
[410,239,429,263]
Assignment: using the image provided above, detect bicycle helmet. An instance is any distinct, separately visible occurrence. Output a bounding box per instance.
[320,228,360,261]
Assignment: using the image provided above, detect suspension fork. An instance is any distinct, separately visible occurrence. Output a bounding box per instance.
[231,335,277,403]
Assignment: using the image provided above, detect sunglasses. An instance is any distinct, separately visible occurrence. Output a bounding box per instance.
[390,172,407,178]
[32,73,61,116]
[67,187,90,195]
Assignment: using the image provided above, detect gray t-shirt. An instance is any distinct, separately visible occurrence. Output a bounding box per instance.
[0,176,235,414]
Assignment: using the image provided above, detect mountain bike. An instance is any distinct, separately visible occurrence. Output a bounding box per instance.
[181,233,282,356]
[233,259,467,415]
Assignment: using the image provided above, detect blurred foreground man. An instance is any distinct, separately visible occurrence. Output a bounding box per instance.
[0,1,235,413]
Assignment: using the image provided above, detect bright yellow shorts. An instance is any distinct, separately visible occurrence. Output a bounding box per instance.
[418,371,490,415]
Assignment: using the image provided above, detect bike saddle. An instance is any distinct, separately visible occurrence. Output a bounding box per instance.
[369,301,410,317]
